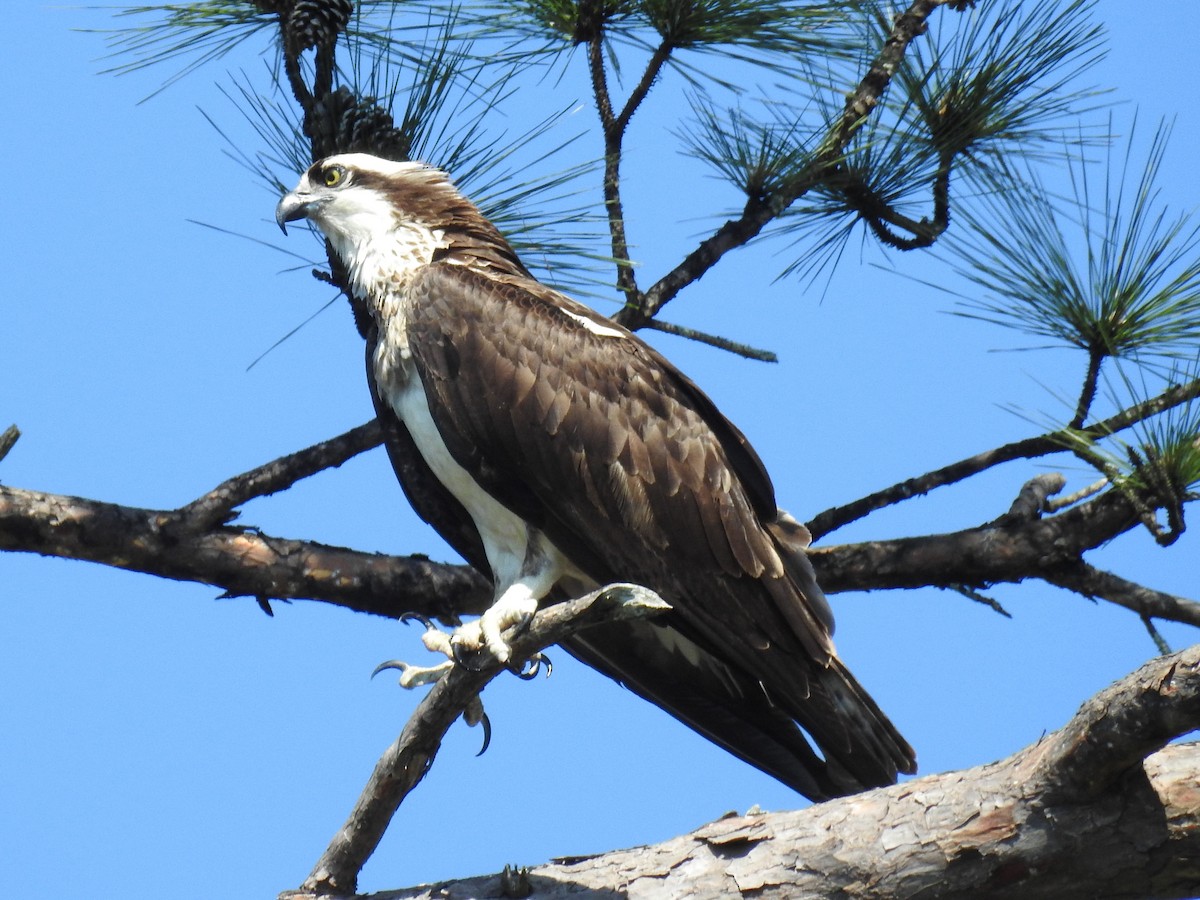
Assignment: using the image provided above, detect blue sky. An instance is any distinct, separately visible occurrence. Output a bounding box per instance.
[3,3,1198,897]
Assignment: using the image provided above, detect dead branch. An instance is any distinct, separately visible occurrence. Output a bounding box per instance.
[280,646,1200,900]
[0,483,489,623]
[4,465,1195,629]
[292,584,670,897]
[172,420,382,533]
[1042,562,1200,634]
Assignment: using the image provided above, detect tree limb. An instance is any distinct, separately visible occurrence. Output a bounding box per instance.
[279,647,1200,900]
[809,376,1200,539]
[0,483,489,623]
[1042,562,1200,631]
[4,467,1194,629]
[617,0,951,328]
[172,420,383,533]
[292,584,670,897]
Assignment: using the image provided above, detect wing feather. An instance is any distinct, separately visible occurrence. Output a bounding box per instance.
[395,263,915,794]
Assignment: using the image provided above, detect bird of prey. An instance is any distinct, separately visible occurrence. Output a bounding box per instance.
[276,153,916,800]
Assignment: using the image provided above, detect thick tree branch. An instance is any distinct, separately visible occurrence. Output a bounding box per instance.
[5,465,1194,629]
[1026,644,1200,802]
[813,486,1140,593]
[809,376,1200,539]
[280,648,1200,900]
[0,483,489,622]
[291,584,669,897]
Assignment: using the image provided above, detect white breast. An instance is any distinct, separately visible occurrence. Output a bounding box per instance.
[381,357,530,588]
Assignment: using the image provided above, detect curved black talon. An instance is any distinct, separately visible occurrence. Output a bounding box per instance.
[510,611,535,640]
[371,659,405,680]
[510,652,553,680]
[400,612,436,630]
[474,711,492,757]
[451,639,486,671]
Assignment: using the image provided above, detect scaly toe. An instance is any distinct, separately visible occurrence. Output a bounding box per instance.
[371,658,454,688]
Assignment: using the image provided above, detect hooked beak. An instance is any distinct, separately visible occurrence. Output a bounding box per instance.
[275,190,314,234]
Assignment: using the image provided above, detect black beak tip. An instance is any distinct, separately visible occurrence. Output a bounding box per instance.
[274,193,309,236]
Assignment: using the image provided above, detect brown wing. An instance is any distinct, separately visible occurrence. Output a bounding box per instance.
[396,263,915,794]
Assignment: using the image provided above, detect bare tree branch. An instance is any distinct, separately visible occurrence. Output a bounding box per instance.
[809,376,1200,539]
[293,584,670,897]
[279,647,1200,900]
[0,483,489,622]
[640,317,778,362]
[172,420,383,533]
[1042,562,1200,630]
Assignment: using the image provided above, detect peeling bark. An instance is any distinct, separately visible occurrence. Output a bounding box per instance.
[279,647,1200,900]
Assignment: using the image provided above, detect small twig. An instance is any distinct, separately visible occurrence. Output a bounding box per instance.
[172,420,383,532]
[1142,614,1173,656]
[641,319,778,362]
[846,148,954,251]
[296,584,670,897]
[809,376,1200,539]
[0,425,19,463]
[947,584,1012,618]
[1046,477,1109,511]
[587,33,644,305]
[1070,346,1106,430]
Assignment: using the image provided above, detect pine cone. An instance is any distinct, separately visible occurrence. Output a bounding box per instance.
[311,87,410,160]
[287,0,354,53]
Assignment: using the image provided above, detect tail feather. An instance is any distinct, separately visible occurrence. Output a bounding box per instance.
[564,616,915,800]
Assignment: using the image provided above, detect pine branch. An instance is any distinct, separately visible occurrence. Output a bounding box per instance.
[587,30,665,305]
[280,651,1200,899]
[808,375,1200,539]
[616,0,951,328]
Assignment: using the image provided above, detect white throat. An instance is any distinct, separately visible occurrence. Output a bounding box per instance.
[314,193,448,309]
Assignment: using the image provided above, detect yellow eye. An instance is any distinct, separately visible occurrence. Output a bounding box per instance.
[322,165,345,187]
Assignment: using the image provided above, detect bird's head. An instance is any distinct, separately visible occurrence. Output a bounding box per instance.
[275,153,526,283]
[276,154,458,243]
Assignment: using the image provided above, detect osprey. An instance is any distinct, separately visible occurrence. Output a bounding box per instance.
[276,153,916,799]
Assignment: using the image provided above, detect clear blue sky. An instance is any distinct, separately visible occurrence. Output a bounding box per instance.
[3,3,1198,897]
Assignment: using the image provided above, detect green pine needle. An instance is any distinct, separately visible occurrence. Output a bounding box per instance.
[899,0,1107,165]
[948,119,1200,365]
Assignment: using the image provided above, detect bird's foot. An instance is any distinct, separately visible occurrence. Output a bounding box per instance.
[456,592,538,666]
[375,598,547,687]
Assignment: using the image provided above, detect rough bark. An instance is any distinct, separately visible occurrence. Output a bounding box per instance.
[6,470,1195,627]
[279,646,1200,900]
